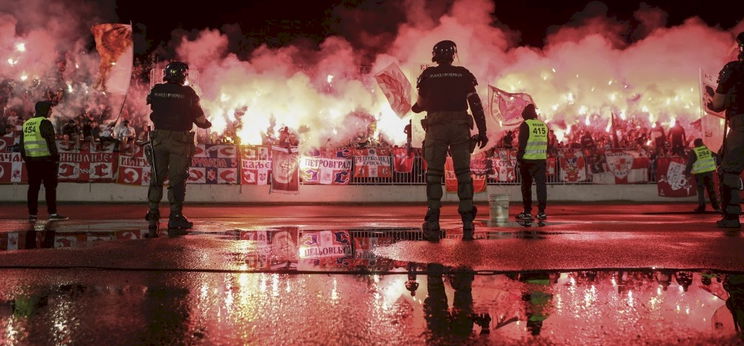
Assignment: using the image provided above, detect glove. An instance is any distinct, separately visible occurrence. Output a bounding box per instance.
[475,132,488,149]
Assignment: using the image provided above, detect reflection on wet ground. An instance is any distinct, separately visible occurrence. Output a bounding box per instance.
[0,222,742,344]
[0,267,742,344]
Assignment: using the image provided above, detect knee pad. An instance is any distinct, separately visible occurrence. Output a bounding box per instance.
[426,173,443,184]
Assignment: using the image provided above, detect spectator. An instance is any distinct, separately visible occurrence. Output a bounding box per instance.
[501,130,514,149]
[669,121,686,156]
[651,122,666,155]
[114,120,136,152]
[61,119,79,150]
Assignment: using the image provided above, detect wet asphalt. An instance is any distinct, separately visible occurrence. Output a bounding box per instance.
[0,203,742,345]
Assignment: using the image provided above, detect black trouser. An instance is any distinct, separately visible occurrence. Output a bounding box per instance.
[694,172,719,209]
[519,159,547,213]
[26,160,58,215]
[719,114,744,220]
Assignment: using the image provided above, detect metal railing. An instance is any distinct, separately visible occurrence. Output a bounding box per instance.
[346,149,658,185]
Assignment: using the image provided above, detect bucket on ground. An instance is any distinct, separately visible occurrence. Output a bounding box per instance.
[488,193,510,222]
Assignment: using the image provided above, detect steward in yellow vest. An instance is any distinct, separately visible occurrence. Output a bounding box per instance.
[516,104,548,221]
[19,101,66,221]
[685,138,720,213]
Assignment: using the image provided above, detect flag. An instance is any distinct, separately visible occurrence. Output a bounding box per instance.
[393,147,414,173]
[91,24,133,95]
[375,63,412,118]
[690,118,702,132]
[700,69,725,118]
[591,150,649,184]
[271,146,299,193]
[488,86,534,126]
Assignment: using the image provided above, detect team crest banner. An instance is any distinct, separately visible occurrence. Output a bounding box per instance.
[352,148,392,178]
[300,156,351,185]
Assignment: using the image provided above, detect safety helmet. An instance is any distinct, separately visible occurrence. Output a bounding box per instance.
[432,40,457,64]
[163,61,189,85]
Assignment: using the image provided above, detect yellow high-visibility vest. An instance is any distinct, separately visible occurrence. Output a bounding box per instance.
[523,119,548,160]
[691,146,716,174]
[22,117,51,158]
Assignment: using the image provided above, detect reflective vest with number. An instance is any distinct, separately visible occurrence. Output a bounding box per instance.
[691,146,716,174]
[22,117,51,157]
[523,119,548,160]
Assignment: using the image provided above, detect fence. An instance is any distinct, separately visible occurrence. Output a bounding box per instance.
[350,149,658,186]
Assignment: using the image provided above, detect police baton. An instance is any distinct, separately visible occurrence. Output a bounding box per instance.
[135,135,157,183]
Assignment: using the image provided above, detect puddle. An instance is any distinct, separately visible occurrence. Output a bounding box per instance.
[0,267,741,344]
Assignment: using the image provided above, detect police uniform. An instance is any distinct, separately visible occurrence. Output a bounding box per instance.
[412,40,488,241]
[20,101,65,221]
[716,46,744,226]
[146,63,210,229]
[418,64,479,212]
[686,144,719,212]
[517,114,548,219]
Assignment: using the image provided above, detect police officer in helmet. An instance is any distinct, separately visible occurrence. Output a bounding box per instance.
[146,62,211,230]
[412,40,489,242]
[710,32,744,228]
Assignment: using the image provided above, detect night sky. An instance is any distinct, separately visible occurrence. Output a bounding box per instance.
[114,0,742,55]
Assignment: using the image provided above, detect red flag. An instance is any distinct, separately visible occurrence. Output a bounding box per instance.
[488,86,534,126]
[393,147,414,173]
[271,146,300,193]
[91,23,133,94]
[375,63,412,118]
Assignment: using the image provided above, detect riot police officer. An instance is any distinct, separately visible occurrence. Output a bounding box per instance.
[146,62,211,230]
[685,138,719,213]
[516,104,548,222]
[710,32,744,228]
[412,40,488,242]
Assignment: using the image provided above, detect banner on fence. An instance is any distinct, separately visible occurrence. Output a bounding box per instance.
[656,157,696,197]
[559,150,588,183]
[445,156,487,193]
[300,156,351,185]
[393,147,414,173]
[0,152,25,183]
[592,150,650,184]
[353,148,392,178]
[58,151,118,182]
[116,154,150,186]
[188,144,239,184]
[241,159,271,185]
[271,146,299,192]
[490,149,517,182]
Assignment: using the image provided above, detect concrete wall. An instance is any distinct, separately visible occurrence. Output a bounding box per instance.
[0,183,697,203]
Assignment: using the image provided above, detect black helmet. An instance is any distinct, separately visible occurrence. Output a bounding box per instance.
[164,61,189,85]
[432,40,457,64]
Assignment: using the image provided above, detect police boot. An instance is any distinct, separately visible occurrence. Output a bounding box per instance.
[145,209,160,223]
[716,217,741,229]
[460,206,477,241]
[168,214,193,230]
[422,208,441,242]
[145,209,160,237]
